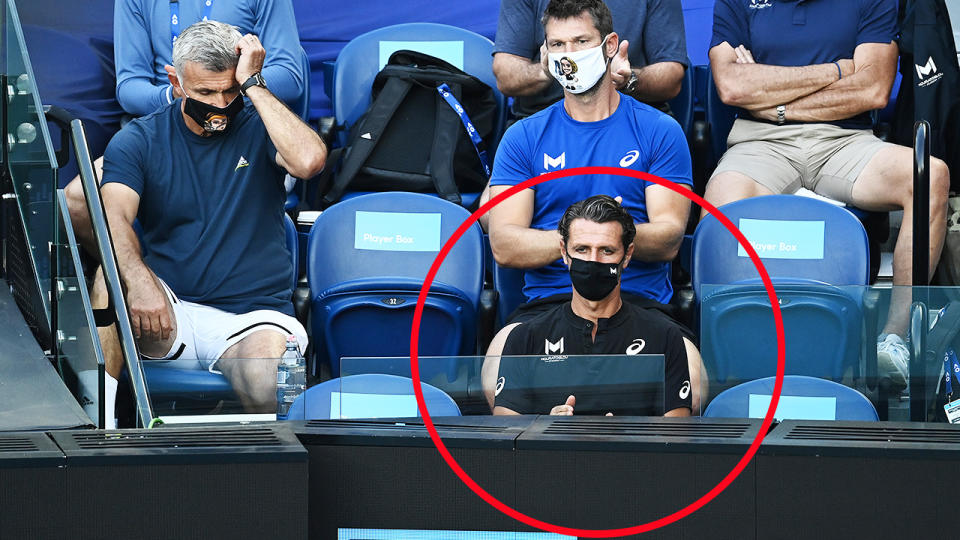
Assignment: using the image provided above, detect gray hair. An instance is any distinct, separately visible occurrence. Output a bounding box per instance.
[172,20,243,78]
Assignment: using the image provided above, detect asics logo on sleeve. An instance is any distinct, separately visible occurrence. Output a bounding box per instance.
[495,376,505,396]
[679,381,691,400]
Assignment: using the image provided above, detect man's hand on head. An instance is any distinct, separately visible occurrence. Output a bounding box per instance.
[126,273,172,342]
[235,34,266,84]
[550,395,576,416]
[610,39,632,89]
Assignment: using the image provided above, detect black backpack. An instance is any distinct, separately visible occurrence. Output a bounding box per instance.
[322,50,496,207]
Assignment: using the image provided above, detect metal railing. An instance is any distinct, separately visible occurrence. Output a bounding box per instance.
[70,119,154,428]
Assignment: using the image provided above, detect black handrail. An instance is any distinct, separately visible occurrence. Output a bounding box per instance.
[70,119,154,428]
[910,120,931,422]
[912,121,930,287]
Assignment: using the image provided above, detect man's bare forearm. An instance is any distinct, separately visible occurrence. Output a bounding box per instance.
[492,53,554,97]
[632,221,685,262]
[630,62,685,103]
[715,62,842,111]
[107,213,151,287]
[490,224,562,269]
[754,69,890,123]
[245,85,326,178]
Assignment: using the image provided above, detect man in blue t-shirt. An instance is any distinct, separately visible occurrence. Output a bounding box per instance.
[704,0,950,389]
[64,0,307,253]
[493,0,688,118]
[484,0,705,412]
[91,21,326,424]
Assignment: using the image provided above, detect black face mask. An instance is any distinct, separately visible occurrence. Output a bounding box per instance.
[567,255,623,301]
[183,94,243,134]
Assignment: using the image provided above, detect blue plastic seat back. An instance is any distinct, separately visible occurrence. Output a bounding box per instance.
[681,0,715,67]
[493,263,525,329]
[693,195,869,383]
[285,373,461,420]
[703,375,878,421]
[704,66,738,167]
[692,195,870,299]
[331,22,506,154]
[700,283,863,382]
[307,192,484,378]
[668,61,695,137]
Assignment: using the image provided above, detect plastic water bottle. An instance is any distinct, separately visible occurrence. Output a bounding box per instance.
[276,335,305,419]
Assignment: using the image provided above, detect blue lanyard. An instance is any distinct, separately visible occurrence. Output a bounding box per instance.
[944,349,960,399]
[170,0,214,47]
[436,83,491,178]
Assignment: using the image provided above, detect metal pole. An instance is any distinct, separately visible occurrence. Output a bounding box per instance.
[910,120,931,421]
[70,119,154,428]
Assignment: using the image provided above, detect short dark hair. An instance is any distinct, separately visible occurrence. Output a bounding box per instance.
[558,195,636,251]
[542,0,614,39]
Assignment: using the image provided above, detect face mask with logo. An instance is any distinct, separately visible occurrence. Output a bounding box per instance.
[547,41,610,95]
[567,255,622,301]
[182,94,243,134]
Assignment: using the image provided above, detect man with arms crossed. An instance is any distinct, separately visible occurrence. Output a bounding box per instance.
[705,0,950,388]
[92,21,326,426]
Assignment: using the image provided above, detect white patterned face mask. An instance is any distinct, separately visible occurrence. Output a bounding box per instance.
[548,43,609,94]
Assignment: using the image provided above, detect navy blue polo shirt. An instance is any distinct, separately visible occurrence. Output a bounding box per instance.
[101,100,294,316]
[710,0,898,128]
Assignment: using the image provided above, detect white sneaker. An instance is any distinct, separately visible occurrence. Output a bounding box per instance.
[877,333,909,389]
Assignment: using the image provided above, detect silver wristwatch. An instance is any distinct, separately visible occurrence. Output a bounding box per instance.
[623,71,639,93]
[776,104,786,125]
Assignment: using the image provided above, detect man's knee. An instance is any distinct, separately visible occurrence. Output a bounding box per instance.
[65,177,87,217]
[931,158,950,208]
[702,171,763,214]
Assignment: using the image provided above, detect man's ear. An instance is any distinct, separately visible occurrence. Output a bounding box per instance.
[605,32,619,59]
[622,242,634,269]
[168,71,181,93]
[560,239,570,266]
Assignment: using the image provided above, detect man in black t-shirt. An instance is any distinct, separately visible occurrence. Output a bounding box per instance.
[487,195,692,416]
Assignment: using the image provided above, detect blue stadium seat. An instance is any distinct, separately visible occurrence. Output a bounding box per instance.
[703,375,878,421]
[668,61,695,138]
[692,195,870,383]
[284,373,461,420]
[141,213,299,402]
[493,263,525,330]
[331,22,506,155]
[307,192,484,380]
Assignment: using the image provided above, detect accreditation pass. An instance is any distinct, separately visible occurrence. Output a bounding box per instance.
[945,398,960,424]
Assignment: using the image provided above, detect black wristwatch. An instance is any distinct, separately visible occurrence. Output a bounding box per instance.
[240,72,268,96]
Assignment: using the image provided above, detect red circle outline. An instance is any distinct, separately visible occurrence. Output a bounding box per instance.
[408,166,785,537]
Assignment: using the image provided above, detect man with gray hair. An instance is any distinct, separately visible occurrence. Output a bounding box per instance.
[90,20,326,425]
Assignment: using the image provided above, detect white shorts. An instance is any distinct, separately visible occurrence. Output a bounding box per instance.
[146,280,308,373]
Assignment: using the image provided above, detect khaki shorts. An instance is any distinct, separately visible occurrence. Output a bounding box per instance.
[711,119,894,202]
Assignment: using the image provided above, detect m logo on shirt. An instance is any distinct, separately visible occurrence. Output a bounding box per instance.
[545,337,564,355]
[916,57,944,87]
[543,152,566,170]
